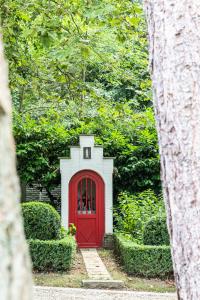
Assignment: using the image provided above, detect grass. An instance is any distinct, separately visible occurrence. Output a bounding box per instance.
[34,248,176,293]
[34,250,88,288]
[98,249,176,293]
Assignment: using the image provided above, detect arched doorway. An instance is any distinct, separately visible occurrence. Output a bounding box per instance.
[69,170,105,248]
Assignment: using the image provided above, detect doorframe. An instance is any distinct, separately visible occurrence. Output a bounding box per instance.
[68,169,105,247]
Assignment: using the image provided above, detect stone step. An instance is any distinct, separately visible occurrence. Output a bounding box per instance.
[82,279,124,289]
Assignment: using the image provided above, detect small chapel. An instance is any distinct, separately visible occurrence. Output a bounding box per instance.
[60,135,114,248]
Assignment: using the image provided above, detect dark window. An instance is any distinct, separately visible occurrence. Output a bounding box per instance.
[77,178,96,214]
[83,147,91,159]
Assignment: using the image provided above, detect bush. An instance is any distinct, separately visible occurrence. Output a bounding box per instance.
[21,202,61,240]
[29,236,76,271]
[114,190,165,240]
[114,233,173,278]
[143,215,170,246]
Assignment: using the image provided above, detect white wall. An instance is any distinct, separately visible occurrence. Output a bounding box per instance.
[60,135,114,234]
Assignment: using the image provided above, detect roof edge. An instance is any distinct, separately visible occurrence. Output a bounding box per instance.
[79,134,95,136]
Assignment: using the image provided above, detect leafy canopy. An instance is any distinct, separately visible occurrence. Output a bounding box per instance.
[0,0,160,206]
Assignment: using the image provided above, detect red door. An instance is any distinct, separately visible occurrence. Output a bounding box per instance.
[69,170,105,248]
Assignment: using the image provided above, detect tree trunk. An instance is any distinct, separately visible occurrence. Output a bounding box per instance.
[0,34,33,299]
[144,1,200,299]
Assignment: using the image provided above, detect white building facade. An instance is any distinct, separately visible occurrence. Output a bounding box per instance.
[60,135,114,247]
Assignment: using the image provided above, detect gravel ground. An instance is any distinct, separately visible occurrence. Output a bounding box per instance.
[34,286,177,300]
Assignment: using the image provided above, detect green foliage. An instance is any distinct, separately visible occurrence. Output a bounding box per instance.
[21,202,61,240]
[94,107,160,197]
[14,110,71,207]
[114,234,173,278]
[14,104,159,207]
[1,0,150,111]
[114,190,165,240]
[60,226,68,239]
[143,215,170,246]
[22,202,77,271]
[1,0,161,204]
[29,236,76,271]
[0,0,160,204]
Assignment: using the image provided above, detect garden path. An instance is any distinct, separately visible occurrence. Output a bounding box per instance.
[80,248,123,288]
[34,286,177,300]
[81,248,111,280]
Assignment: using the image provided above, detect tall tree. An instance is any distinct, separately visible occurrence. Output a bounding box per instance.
[0,33,32,299]
[144,0,200,298]
[1,0,159,204]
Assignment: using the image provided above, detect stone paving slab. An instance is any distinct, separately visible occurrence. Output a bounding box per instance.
[82,279,124,289]
[81,249,112,280]
[34,286,177,300]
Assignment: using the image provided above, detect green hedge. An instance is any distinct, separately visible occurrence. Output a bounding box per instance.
[28,236,76,271]
[114,233,173,278]
[143,215,170,246]
[22,202,61,240]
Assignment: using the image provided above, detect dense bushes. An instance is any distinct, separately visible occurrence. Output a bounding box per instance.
[143,215,170,246]
[114,234,173,278]
[29,237,76,271]
[22,202,61,240]
[114,190,165,240]
[21,202,76,271]
[114,193,172,278]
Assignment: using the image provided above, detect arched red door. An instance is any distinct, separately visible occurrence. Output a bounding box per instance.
[69,170,105,248]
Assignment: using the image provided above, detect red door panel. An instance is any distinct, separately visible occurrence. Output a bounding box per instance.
[69,170,104,248]
[77,218,96,247]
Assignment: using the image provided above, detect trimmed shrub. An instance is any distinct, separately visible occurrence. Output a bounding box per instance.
[29,236,76,271]
[60,226,68,238]
[143,215,170,246]
[114,233,173,278]
[21,202,61,240]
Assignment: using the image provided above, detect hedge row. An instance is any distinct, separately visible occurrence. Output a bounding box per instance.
[114,233,173,278]
[28,236,76,271]
[143,215,170,246]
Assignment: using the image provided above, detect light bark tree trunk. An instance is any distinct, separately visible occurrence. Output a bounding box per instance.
[0,33,33,299]
[143,1,200,299]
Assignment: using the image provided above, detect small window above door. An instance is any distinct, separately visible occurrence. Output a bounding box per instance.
[83,147,91,159]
